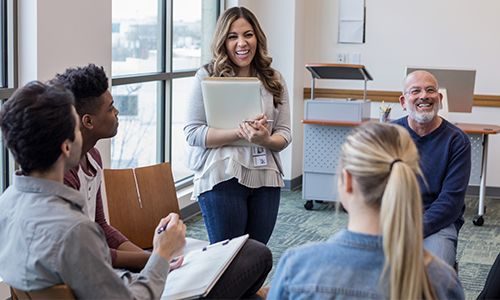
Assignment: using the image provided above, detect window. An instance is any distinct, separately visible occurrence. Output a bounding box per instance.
[0,0,17,192]
[171,77,197,180]
[111,0,219,183]
[0,0,5,87]
[0,100,6,191]
[114,94,139,116]
[111,82,159,168]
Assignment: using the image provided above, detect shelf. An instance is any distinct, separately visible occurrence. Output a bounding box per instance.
[305,63,373,81]
[305,63,373,100]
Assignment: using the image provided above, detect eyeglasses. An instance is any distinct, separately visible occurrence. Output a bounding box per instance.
[405,87,438,97]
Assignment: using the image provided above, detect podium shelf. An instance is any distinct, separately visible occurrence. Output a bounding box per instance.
[305,63,373,81]
[305,63,373,100]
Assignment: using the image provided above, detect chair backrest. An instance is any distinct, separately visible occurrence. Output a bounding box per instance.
[10,284,75,300]
[103,162,180,249]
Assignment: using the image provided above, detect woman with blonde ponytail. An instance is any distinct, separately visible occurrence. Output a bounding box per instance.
[268,122,463,300]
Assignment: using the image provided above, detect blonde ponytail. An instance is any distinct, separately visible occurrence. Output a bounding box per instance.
[340,122,436,300]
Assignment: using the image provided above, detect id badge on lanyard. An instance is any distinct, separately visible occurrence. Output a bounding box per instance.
[252,146,268,167]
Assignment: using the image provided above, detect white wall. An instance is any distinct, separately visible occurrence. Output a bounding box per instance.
[235,0,305,181]
[304,0,500,91]
[18,0,112,167]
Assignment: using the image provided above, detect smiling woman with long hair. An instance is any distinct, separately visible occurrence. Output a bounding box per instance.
[184,6,291,245]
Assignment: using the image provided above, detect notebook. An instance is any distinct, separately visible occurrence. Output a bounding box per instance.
[161,234,249,300]
[201,77,262,140]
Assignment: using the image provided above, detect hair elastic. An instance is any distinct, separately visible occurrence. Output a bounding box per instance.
[389,159,402,171]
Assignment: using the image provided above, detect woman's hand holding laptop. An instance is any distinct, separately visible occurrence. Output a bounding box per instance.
[238,114,272,146]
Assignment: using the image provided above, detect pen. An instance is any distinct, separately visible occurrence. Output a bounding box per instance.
[244,119,274,123]
[157,224,167,234]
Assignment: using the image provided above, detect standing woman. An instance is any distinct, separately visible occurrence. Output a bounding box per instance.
[268,122,463,299]
[184,6,291,244]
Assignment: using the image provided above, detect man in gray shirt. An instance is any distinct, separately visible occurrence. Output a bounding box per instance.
[0,81,186,299]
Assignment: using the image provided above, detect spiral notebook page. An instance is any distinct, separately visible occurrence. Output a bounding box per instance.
[161,234,249,300]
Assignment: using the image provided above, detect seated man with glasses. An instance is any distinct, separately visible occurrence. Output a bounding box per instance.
[393,70,471,267]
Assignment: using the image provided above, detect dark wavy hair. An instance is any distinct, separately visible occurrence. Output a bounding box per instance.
[205,6,283,107]
[52,64,109,115]
[0,81,76,173]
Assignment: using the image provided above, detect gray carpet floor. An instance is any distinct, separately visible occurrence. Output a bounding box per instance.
[185,191,500,299]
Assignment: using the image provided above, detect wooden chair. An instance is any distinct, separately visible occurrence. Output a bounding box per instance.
[10,284,75,300]
[103,162,182,249]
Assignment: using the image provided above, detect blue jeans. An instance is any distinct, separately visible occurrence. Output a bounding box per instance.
[424,223,458,266]
[198,178,280,244]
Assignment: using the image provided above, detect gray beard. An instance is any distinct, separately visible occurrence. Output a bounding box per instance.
[407,105,439,124]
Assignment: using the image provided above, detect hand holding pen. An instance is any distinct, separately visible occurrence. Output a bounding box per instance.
[157,222,169,234]
[157,214,185,270]
[153,213,186,263]
[238,114,272,144]
[243,119,274,127]
[244,114,272,127]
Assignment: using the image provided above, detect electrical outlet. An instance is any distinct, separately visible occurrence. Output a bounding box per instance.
[337,53,347,63]
[336,53,343,62]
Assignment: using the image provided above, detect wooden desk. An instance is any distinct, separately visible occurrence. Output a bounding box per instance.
[302,119,500,225]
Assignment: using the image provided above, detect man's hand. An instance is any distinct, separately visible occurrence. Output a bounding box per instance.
[152,213,186,262]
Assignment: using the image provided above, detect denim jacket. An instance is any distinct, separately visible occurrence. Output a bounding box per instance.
[268,229,464,300]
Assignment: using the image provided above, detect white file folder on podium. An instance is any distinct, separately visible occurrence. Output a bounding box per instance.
[162,234,249,299]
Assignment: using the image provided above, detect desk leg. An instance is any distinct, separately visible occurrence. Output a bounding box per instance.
[473,134,489,226]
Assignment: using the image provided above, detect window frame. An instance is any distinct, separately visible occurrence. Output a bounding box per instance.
[111,0,221,188]
[0,0,17,192]
[0,0,5,88]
